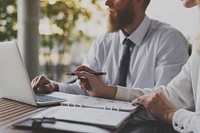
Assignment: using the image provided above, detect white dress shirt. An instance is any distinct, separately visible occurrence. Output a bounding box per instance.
[116,44,200,133]
[58,16,189,95]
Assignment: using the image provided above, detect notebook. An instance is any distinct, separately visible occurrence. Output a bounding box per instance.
[31,106,131,129]
[30,96,139,129]
[0,41,66,106]
[61,95,138,112]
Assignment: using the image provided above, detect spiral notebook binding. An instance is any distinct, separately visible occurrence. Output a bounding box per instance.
[62,103,123,111]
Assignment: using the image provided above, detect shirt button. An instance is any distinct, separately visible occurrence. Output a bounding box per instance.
[175,123,178,126]
[181,126,184,130]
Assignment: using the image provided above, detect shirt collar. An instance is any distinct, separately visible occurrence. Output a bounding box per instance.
[119,16,151,46]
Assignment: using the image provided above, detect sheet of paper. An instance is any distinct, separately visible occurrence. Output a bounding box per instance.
[32,106,130,129]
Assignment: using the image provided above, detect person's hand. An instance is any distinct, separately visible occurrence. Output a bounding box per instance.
[31,75,58,93]
[132,92,176,124]
[74,65,95,95]
[182,0,197,8]
[75,65,117,99]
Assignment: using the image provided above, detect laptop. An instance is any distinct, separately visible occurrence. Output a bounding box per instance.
[0,41,66,106]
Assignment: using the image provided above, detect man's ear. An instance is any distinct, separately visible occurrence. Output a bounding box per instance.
[133,0,144,7]
[133,0,147,11]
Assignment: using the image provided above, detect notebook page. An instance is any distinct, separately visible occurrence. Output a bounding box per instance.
[61,95,137,112]
[32,106,130,129]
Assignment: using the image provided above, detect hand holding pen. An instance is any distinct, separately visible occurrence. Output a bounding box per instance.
[73,65,109,98]
[66,65,106,76]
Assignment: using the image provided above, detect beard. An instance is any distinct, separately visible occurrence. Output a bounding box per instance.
[107,4,134,33]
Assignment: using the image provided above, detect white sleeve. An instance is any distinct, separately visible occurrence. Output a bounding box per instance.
[56,37,104,95]
[57,81,89,95]
[115,58,194,110]
[173,109,200,133]
[154,30,189,86]
[82,36,105,71]
[162,58,194,110]
[115,85,162,101]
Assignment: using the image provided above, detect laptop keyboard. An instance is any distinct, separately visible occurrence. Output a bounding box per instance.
[36,94,64,102]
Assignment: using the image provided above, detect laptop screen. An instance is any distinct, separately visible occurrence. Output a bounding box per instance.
[0,41,38,106]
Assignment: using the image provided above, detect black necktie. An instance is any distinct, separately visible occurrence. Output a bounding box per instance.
[118,38,134,87]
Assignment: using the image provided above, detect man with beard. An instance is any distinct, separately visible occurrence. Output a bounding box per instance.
[31,0,188,132]
[32,0,188,95]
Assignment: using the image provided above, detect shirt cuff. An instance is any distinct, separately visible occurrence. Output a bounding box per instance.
[173,109,194,132]
[115,86,132,101]
[57,82,67,93]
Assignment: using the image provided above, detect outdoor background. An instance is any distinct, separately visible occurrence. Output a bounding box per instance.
[0,0,199,82]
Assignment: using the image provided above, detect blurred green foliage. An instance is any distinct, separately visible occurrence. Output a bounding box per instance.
[0,0,102,81]
[39,0,102,79]
[39,0,102,64]
[0,0,17,41]
[0,0,101,50]
[41,0,92,49]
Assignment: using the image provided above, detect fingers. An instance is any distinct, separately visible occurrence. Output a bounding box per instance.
[75,68,108,97]
[132,96,144,106]
[32,76,40,92]
[79,78,90,90]
[35,84,54,93]
[75,65,95,72]
[76,71,105,97]
[75,66,97,81]
[78,77,98,97]
[132,93,152,107]
[76,71,96,81]
[132,92,176,123]
[31,75,52,93]
[132,92,163,110]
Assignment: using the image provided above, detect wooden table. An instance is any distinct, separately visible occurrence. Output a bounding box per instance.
[0,98,48,133]
[0,98,119,133]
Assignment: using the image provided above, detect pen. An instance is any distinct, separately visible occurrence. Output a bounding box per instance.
[65,72,107,76]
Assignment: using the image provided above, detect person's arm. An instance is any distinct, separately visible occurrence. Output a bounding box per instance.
[131,91,200,133]
[130,88,200,133]
[75,65,117,99]
[75,57,194,105]
[154,29,189,87]
[82,34,108,72]
[132,91,176,124]
[31,75,56,93]
[31,75,88,95]
[56,81,89,95]
[115,45,193,102]
[131,47,200,132]
[173,109,200,133]
[56,38,102,95]
[114,28,189,101]
[75,46,193,105]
